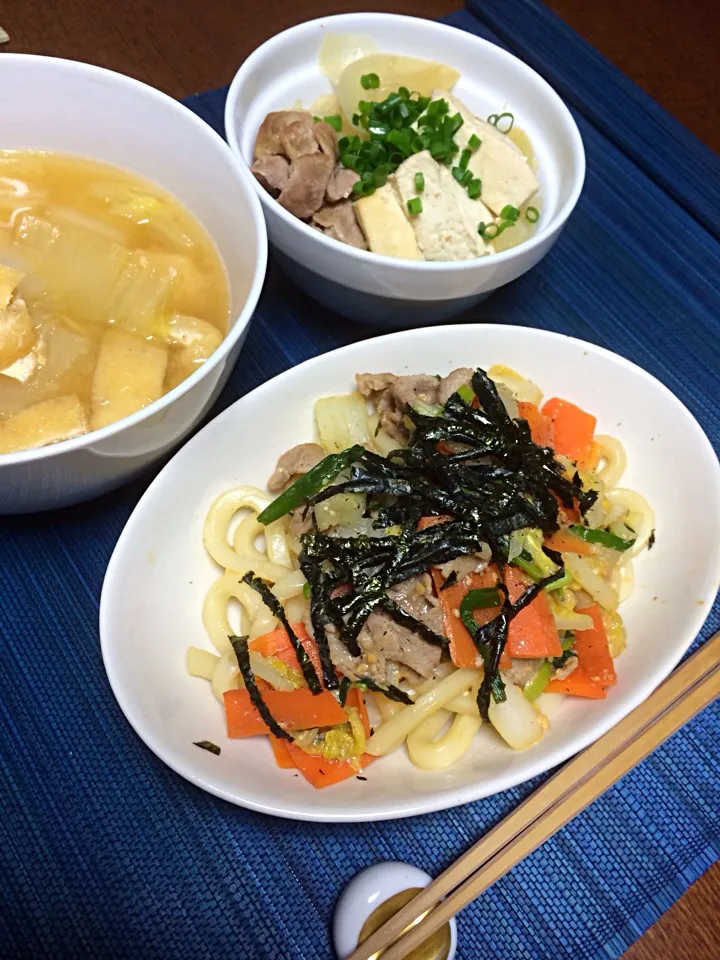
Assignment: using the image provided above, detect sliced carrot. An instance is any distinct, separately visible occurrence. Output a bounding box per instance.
[430,567,511,669]
[545,671,607,698]
[573,604,617,686]
[517,400,554,448]
[545,602,616,698]
[285,742,375,788]
[504,566,562,659]
[269,734,295,769]
[544,529,595,556]
[417,515,454,531]
[224,687,347,737]
[250,622,323,678]
[541,397,596,466]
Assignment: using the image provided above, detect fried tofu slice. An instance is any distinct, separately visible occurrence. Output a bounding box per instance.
[91,329,168,430]
[0,394,88,454]
[163,314,223,391]
[0,264,36,370]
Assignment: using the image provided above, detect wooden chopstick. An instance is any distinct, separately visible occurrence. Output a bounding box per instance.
[347,631,720,960]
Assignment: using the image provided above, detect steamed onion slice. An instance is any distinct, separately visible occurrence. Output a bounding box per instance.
[337,53,460,132]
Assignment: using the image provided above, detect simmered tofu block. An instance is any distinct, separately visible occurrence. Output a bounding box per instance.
[0,394,87,454]
[392,152,480,261]
[91,329,168,430]
[434,90,539,216]
[354,184,422,259]
[0,264,36,369]
[437,166,495,257]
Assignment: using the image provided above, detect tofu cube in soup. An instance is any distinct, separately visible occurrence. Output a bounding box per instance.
[0,394,87,454]
[435,90,539,216]
[354,184,423,259]
[437,166,495,256]
[91,329,168,430]
[392,152,480,261]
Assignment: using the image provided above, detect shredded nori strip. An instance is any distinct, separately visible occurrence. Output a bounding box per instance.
[379,597,448,648]
[230,635,292,741]
[338,676,352,706]
[440,570,458,591]
[648,529,656,550]
[194,740,221,755]
[241,572,322,694]
[356,676,414,705]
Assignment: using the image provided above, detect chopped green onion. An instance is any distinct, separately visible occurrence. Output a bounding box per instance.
[323,114,342,131]
[461,169,474,187]
[415,171,425,192]
[312,115,321,123]
[544,569,573,592]
[526,206,540,223]
[452,166,465,184]
[467,178,482,199]
[302,582,311,599]
[488,111,515,133]
[459,148,472,170]
[459,587,502,636]
[468,133,481,150]
[360,72,381,89]
[500,204,520,222]
[523,662,552,701]
[407,197,423,216]
[479,222,499,240]
[569,524,636,551]
[257,445,365,524]
[456,383,475,404]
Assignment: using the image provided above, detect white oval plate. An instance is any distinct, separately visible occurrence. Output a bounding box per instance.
[100,325,720,821]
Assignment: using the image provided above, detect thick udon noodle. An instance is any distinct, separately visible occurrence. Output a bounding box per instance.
[188,379,654,772]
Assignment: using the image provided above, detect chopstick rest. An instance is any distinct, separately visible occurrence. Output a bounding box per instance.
[334,861,456,960]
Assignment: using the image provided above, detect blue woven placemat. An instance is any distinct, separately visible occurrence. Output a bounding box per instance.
[1,3,719,958]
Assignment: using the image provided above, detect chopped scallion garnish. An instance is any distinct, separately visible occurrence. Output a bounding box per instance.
[488,111,515,133]
[526,206,540,223]
[415,171,425,192]
[360,73,380,89]
[323,114,342,132]
[500,204,520,222]
[459,148,472,170]
[407,197,423,215]
[468,133,481,150]
[452,166,465,184]
[461,169,473,187]
[478,222,499,240]
[467,178,482,199]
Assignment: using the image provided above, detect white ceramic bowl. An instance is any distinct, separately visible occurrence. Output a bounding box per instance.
[100,324,720,822]
[225,13,584,326]
[0,55,267,514]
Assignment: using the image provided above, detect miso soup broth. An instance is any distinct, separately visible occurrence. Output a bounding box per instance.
[0,150,230,454]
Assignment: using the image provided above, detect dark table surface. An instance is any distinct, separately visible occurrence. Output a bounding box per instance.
[2,1,719,958]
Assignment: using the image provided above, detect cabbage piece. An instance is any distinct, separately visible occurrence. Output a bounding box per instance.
[337,53,460,131]
[14,212,130,325]
[318,32,380,85]
[489,681,548,750]
[314,391,371,453]
[107,250,179,337]
[314,491,366,532]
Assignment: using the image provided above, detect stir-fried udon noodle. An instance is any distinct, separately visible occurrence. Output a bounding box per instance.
[187,365,654,787]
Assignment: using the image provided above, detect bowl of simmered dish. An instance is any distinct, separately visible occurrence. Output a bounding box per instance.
[225,13,584,327]
[0,55,267,513]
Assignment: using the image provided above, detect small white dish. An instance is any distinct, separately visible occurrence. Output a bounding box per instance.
[224,13,585,326]
[100,324,720,822]
[333,862,457,960]
[0,55,267,513]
